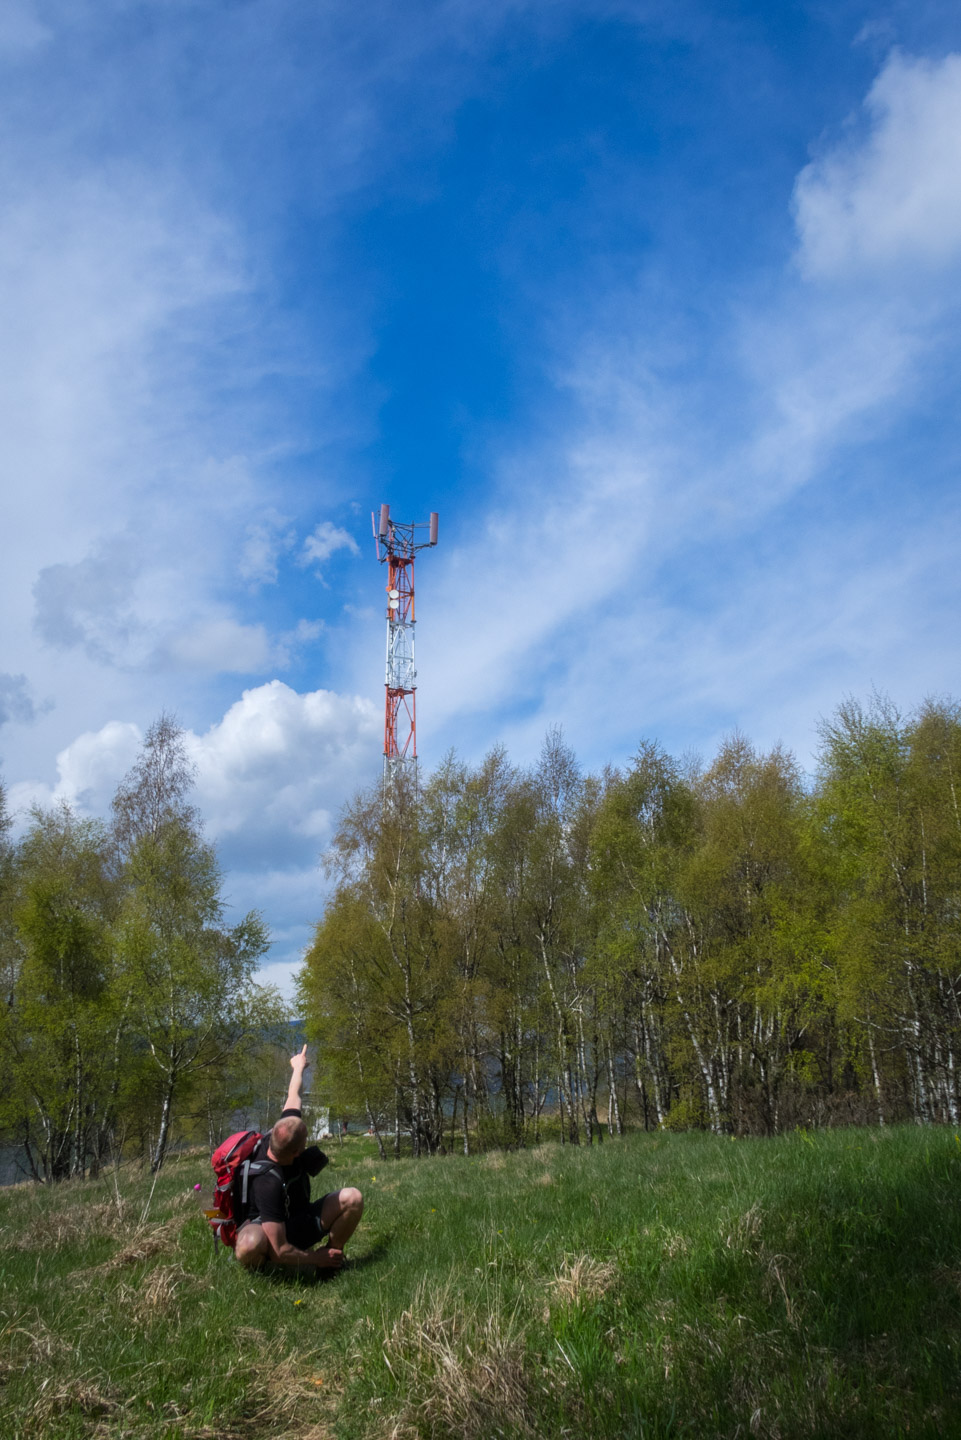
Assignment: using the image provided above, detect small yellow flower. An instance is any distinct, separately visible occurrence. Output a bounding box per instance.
[294,1299,304,1306]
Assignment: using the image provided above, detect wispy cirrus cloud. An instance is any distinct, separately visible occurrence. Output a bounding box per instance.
[413,46,961,771]
[794,51,961,280]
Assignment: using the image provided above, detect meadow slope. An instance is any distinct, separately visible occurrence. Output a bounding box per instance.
[2,1126,960,1438]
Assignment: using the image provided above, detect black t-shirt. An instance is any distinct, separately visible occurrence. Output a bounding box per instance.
[246,1109,329,1226]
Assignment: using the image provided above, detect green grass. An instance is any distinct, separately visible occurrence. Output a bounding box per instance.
[2,1125,961,1437]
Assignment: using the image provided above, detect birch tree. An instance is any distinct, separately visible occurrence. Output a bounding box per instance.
[0,805,122,1179]
[112,718,272,1169]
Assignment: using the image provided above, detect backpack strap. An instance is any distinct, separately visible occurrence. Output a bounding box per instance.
[237,1159,289,1224]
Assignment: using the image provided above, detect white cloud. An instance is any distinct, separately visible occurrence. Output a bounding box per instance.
[9,680,379,854]
[272,619,326,671]
[187,680,379,864]
[0,164,267,687]
[417,437,649,739]
[794,51,961,280]
[8,719,141,821]
[300,521,360,570]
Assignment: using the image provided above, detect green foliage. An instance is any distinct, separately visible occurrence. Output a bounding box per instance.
[117,820,272,1169]
[0,717,283,1179]
[0,805,121,1179]
[302,697,961,1143]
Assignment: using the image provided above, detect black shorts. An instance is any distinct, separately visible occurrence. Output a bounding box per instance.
[282,1193,336,1250]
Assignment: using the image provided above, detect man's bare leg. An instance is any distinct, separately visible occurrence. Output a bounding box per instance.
[320,1187,364,1252]
[237,1220,342,1271]
[235,1223,269,1269]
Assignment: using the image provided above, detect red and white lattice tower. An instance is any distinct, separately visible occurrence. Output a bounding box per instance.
[372,505,438,783]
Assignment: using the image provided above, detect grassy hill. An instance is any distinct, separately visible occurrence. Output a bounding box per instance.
[2,1125,960,1438]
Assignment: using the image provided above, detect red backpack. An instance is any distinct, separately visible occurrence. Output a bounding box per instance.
[207,1130,282,1248]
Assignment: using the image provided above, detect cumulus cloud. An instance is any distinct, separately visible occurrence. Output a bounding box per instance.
[8,719,141,819]
[8,682,377,848]
[186,683,379,992]
[187,680,379,866]
[794,51,961,280]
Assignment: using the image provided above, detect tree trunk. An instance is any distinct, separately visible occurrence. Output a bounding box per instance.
[151,1072,176,1172]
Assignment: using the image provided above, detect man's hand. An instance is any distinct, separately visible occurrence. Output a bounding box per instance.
[259,1219,343,1271]
[283,1044,310,1112]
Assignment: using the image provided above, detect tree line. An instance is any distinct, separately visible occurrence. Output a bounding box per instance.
[4,691,959,1178]
[300,695,961,1152]
[0,717,286,1182]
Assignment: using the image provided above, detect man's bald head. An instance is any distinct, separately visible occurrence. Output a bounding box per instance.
[270,1116,307,1163]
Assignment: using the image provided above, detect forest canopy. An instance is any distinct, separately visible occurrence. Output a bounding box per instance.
[300,694,961,1152]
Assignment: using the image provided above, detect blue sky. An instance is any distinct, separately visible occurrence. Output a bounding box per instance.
[3,0,960,993]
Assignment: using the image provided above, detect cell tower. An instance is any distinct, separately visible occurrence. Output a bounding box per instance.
[372,505,438,784]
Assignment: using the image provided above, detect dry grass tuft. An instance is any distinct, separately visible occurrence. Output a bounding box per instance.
[235,1325,270,1348]
[3,1197,133,1253]
[2,1177,195,1260]
[762,1252,799,1327]
[723,1204,763,1252]
[97,1215,186,1270]
[379,1283,537,1440]
[232,1346,341,1440]
[534,1171,556,1187]
[26,1375,122,1429]
[659,1228,690,1259]
[116,1262,200,1325]
[479,1151,506,1171]
[1,1315,65,1370]
[548,1254,618,1308]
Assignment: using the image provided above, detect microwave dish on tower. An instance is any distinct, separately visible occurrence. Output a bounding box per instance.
[371,506,438,785]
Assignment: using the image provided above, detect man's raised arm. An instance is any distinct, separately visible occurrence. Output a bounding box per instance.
[283,1044,310,1113]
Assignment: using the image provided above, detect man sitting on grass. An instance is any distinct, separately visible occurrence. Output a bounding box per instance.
[235,1045,363,1273]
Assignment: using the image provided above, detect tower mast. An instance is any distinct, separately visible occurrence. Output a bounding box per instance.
[372,505,438,784]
